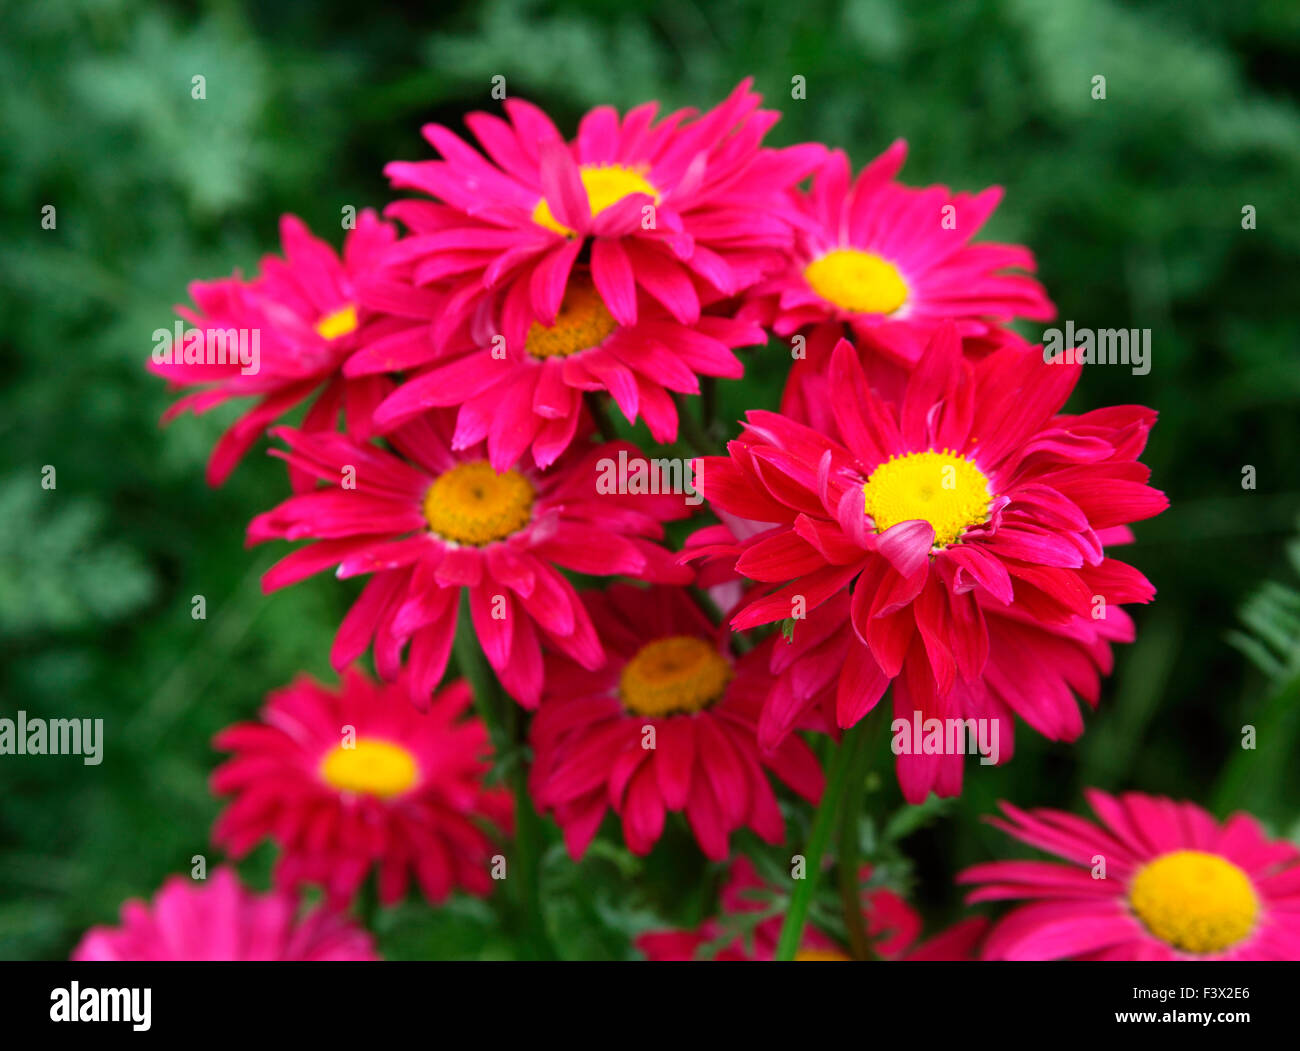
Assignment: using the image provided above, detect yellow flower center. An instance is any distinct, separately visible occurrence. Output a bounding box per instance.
[862,450,991,548]
[793,948,852,961]
[619,635,732,717]
[804,249,908,315]
[319,738,419,798]
[315,303,359,340]
[532,164,659,236]
[524,272,619,358]
[424,461,534,546]
[1128,850,1259,955]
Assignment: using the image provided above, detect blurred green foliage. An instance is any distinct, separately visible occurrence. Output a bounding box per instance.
[2,0,1298,959]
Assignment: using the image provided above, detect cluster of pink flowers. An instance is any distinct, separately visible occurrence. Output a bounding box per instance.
[84,81,1298,962]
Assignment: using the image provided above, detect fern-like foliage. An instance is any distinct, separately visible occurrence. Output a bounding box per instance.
[1227,528,1300,684]
[0,475,156,639]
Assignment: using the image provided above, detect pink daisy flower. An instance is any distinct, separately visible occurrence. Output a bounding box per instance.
[743,142,1054,364]
[959,791,1300,960]
[247,411,691,709]
[72,867,378,961]
[355,266,764,470]
[381,80,824,343]
[152,211,438,487]
[528,585,824,860]
[637,856,987,961]
[212,668,511,909]
[697,326,1167,800]
[739,144,1054,430]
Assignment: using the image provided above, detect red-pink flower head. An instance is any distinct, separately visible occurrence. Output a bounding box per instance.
[960,791,1300,960]
[381,80,825,345]
[152,212,438,487]
[744,142,1055,359]
[247,410,691,709]
[740,144,1055,429]
[698,325,1167,800]
[528,586,824,861]
[72,867,378,961]
[212,668,511,909]
[355,265,764,471]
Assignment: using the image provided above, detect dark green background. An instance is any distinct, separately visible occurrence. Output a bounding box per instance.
[3,0,1299,959]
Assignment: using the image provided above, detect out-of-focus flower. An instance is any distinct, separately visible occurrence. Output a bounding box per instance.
[72,867,378,961]
[152,212,437,487]
[212,668,511,908]
[960,791,1300,960]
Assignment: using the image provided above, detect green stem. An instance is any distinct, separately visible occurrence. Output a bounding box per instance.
[451,598,506,754]
[452,593,555,960]
[673,393,715,459]
[504,698,552,960]
[691,584,725,624]
[773,719,864,960]
[837,726,872,960]
[355,870,380,930]
[701,376,717,433]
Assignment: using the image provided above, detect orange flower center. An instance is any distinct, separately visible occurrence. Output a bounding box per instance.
[424,461,534,546]
[525,272,619,358]
[793,948,852,961]
[619,635,732,717]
